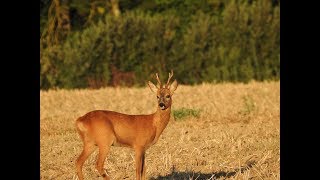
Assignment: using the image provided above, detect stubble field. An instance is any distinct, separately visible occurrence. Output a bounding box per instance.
[40,81,280,180]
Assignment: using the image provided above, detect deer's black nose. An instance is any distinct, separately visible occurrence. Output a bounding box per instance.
[159,103,165,107]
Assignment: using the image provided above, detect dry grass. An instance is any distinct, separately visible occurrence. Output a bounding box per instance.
[40,81,280,180]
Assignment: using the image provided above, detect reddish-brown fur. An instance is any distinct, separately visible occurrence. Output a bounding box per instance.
[75,71,178,180]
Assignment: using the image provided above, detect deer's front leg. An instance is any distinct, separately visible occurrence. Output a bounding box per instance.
[135,148,146,180]
[141,152,146,179]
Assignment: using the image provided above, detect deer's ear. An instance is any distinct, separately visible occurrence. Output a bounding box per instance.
[148,81,158,93]
[169,80,178,94]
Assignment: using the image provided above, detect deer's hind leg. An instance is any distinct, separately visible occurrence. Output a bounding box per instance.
[76,136,96,180]
[94,129,115,180]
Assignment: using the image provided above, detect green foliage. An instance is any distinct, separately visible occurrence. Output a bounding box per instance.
[40,22,111,89]
[40,0,279,89]
[238,95,256,123]
[173,108,201,121]
[104,11,180,85]
[239,95,255,116]
[40,0,51,36]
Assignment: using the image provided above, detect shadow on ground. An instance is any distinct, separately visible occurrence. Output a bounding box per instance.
[150,160,256,180]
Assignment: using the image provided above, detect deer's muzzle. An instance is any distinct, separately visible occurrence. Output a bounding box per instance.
[159,103,165,110]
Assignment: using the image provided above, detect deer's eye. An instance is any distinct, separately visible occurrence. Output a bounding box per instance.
[157,96,159,99]
[166,95,170,99]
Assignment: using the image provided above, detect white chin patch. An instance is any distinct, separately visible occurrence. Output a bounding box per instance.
[160,106,165,110]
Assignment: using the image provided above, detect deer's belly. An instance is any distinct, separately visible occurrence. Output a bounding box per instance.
[111,138,132,148]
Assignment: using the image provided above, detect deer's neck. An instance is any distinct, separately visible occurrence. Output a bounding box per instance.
[153,106,171,139]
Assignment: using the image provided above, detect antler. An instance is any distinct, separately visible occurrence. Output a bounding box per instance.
[166,70,174,88]
[155,73,162,88]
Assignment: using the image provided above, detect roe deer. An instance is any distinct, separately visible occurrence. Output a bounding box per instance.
[75,71,178,180]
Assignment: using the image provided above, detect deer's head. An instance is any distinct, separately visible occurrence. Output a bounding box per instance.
[148,70,178,110]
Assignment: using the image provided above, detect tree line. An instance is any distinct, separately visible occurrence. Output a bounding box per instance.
[40,0,280,89]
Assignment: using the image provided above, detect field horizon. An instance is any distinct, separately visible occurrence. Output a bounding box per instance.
[40,81,280,179]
